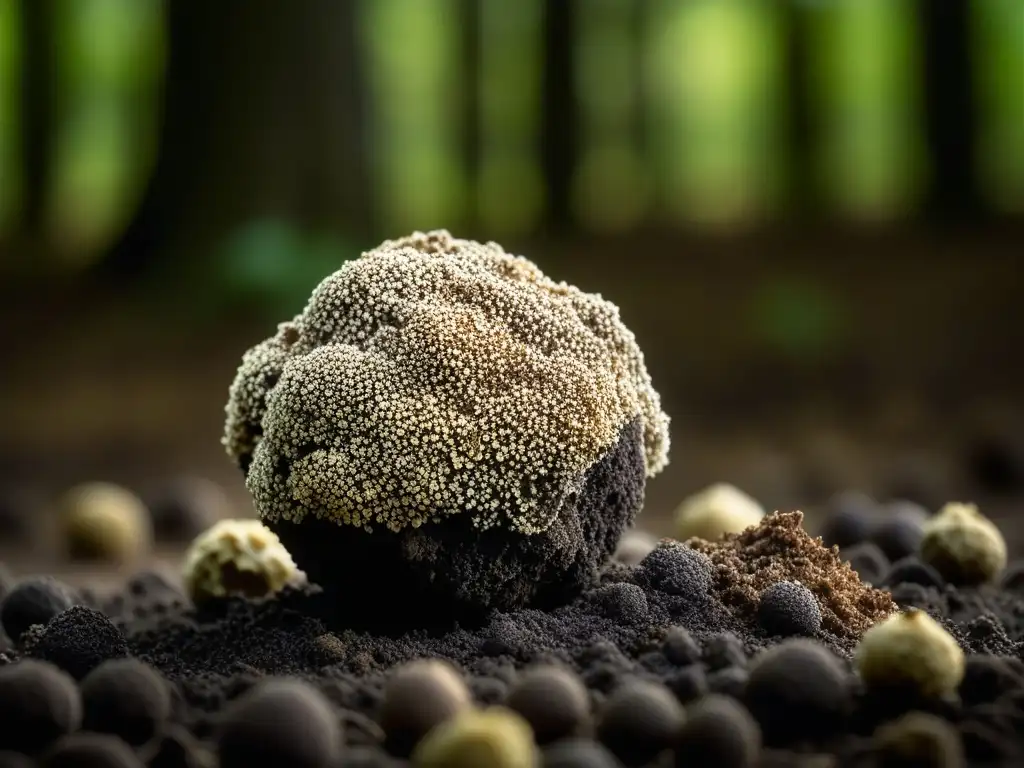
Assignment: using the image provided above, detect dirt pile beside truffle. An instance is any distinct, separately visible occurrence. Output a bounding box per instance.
[689,511,898,647]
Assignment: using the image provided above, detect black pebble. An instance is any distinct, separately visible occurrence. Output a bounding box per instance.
[217,678,341,768]
[818,491,878,549]
[840,542,890,585]
[596,679,683,767]
[147,478,224,543]
[636,543,713,597]
[1,577,77,642]
[586,583,648,624]
[0,660,81,754]
[665,665,707,704]
[883,557,945,590]
[142,725,208,768]
[0,752,34,768]
[703,632,748,671]
[757,581,823,637]
[675,694,762,768]
[41,732,143,768]
[661,626,701,666]
[743,639,850,747]
[543,738,621,768]
[81,658,171,747]
[28,607,129,681]
[506,665,590,745]
[870,503,927,562]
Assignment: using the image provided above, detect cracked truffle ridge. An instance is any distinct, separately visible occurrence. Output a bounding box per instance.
[223,230,670,537]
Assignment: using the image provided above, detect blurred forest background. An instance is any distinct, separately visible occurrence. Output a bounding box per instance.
[0,0,1023,532]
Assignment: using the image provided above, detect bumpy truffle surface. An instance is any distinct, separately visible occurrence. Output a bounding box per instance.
[182,519,305,603]
[223,230,669,614]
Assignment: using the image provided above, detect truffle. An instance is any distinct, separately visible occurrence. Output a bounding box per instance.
[0,660,82,755]
[675,694,762,768]
[378,659,473,757]
[919,503,1007,585]
[702,631,748,671]
[869,501,928,563]
[743,639,850,747]
[410,707,537,768]
[665,665,708,703]
[182,518,305,604]
[855,609,965,699]
[882,557,945,590]
[542,739,620,768]
[81,658,171,747]
[817,490,879,549]
[58,483,153,564]
[840,542,889,585]
[595,679,683,766]
[673,483,765,542]
[635,542,713,598]
[871,712,965,768]
[757,581,823,637]
[147,476,228,543]
[1,577,77,642]
[224,231,669,617]
[216,677,341,768]
[41,732,144,768]
[506,665,590,745]
[26,607,129,681]
[661,626,701,666]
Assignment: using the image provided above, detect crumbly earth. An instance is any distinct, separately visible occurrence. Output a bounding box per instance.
[4,513,1024,766]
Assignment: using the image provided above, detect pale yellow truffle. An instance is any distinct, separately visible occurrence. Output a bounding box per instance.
[59,482,153,564]
[673,483,765,542]
[919,502,1007,585]
[223,230,670,536]
[412,707,538,768]
[182,518,305,603]
[855,608,965,699]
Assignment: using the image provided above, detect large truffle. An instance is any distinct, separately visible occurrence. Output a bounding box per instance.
[223,230,670,618]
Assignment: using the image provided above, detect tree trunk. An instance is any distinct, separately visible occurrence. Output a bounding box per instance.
[539,0,577,234]
[98,0,372,279]
[919,0,979,221]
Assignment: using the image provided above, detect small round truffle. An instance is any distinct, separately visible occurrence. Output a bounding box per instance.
[411,707,537,768]
[919,502,1007,585]
[869,502,928,563]
[840,542,890,585]
[586,583,647,624]
[612,530,657,566]
[42,732,143,768]
[661,626,701,666]
[182,518,305,604]
[379,659,473,757]
[542,739,620,768]
[855,609,965,699]
[882,557,945,590]
[636,542,713,597]
[818,490,879,549]
[702,632,748,671]
[506,665,590,745]
[871,711,964,768]
[673,483,764,542]
[26,607,129,681]
[1,577,77,642]
[58,482,153,564]
[757,581,823,637]
[595,679,683,766]
[217,677,341,768]
[675,694,762,768]
[148,476,229,543]
[743,639,850,746]
[666,666,708,704]
[81,658,171,746]
[0,660,82,754]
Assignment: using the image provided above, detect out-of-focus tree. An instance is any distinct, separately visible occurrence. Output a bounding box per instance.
[98,0,371,280]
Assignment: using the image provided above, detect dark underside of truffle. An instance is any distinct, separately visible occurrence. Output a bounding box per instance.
[264,418,647,633]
